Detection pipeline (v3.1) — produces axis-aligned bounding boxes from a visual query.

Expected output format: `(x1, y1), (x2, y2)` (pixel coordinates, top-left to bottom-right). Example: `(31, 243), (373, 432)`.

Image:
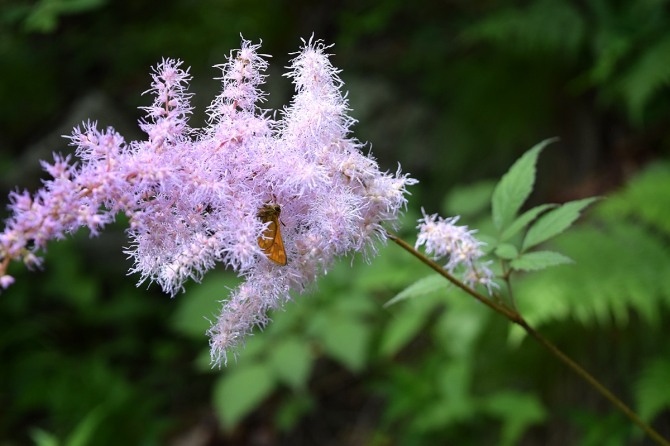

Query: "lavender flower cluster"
(415, 209), (497, 293)
(0, 38), (416, 365)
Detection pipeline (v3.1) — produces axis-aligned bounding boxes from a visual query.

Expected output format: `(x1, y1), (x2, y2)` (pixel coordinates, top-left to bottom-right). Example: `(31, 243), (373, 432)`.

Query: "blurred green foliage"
(1, 0), (670, 444)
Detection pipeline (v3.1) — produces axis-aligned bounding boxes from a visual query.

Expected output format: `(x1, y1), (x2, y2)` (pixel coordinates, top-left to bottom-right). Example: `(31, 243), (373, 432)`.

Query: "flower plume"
(0, 37), (416, 366)
(415, 209), (497, 293)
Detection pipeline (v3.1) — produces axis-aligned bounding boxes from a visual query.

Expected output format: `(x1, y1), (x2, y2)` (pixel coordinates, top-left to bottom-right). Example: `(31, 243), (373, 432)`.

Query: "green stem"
(499, 259), (518, 310)
(386, 231), (670, 446)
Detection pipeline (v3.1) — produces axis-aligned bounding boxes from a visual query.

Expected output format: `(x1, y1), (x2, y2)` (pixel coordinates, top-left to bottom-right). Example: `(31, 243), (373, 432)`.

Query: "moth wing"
(267, 223), (287, 265)
(258, 219), (278, 251)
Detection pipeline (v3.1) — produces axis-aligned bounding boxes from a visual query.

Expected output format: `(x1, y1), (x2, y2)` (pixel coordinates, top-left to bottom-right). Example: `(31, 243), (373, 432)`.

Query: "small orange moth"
(257, 203), (287, 265)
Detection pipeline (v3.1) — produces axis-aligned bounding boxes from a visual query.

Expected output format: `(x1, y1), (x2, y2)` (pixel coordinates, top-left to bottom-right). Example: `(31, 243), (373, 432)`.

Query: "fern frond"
(619, 35), (670, 121)
(598, 162), (670, 237)
(462, 0), (585, 56)
(635, 355), (670, 422)
(512, 222), (670, 334)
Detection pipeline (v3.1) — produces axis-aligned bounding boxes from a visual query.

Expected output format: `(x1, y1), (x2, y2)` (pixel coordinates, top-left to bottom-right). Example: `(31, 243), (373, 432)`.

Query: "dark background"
(1, 1), (670, 445)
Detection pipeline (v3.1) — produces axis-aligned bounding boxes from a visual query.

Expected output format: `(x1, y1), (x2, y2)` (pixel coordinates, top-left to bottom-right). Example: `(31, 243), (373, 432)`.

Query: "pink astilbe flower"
(0, 37), (416, 366)
(415, 209), (497, 294)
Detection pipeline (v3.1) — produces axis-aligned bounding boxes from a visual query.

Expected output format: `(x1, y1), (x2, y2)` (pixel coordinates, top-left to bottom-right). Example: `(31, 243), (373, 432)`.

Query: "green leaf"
(462, 0), (585, 55)
(436, 361), (474, 418)
(379, 300), (437, 357)
(509, 222), (670, 345)
(620, 35), (670, 122)
(64, 405), (108, 446)
(494, 243), (519, 260)
(635, 356), (670, 422)
(491, 138), (557, 231)
(576, 411), (630, 446)
(384, 274), (449, 308)
(274, 394), (315, 432)
(329, 290), (377, 317)
(354, 243), (425, 291)
(29, 429), (59, 446)
(268, 337), (313, 390)
(213, 363), (276, 430)
(477, 233), (498, 254)
(414, 361), (476, 430)
(433, 296), (489, 357)
(510, 251), (573, 271)
(317, 316), (371, 372)
(194, 348), (216, 373)
(171, 272), (241, 338)
(522, 197), (598, 251)
(25, 0), (107, 33)
(483, 391), (547, 446)
(597, 162), (670, 236)
(500, 203), (556, 241)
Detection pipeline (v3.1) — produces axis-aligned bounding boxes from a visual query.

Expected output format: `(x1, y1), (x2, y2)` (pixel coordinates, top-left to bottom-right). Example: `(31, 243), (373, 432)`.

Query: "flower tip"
(0, 275), (15, 289)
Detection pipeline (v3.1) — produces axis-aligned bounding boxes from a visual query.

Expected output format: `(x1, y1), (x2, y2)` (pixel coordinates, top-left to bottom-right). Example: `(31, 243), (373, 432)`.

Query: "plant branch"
(500, 260), (518, 310)
(386, 230), (670, 446)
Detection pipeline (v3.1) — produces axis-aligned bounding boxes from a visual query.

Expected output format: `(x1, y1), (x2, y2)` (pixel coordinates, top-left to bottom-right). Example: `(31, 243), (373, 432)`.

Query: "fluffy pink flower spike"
(0, 38), (416, 366)
(415, 208), (497, 294)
